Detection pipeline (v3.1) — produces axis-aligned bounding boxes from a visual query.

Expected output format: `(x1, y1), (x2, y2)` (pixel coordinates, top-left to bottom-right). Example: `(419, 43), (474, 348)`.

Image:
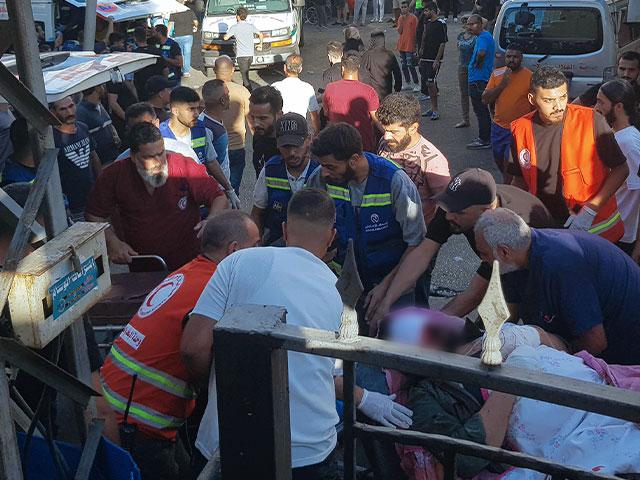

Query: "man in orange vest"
(98, 210), (260, 480)
(508, 66), (629, 242)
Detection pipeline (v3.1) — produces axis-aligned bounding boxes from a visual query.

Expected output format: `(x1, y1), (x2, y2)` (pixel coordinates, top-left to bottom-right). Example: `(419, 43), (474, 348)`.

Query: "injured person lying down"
(382, 308), (640, 480)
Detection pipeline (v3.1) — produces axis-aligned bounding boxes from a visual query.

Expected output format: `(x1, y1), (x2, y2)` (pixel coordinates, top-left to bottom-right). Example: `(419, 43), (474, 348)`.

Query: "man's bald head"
(214, 56), (235, 82)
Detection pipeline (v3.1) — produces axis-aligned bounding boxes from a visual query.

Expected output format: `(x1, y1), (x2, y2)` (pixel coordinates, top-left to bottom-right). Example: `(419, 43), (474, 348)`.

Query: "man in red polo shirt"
(85, 122), (228, 271)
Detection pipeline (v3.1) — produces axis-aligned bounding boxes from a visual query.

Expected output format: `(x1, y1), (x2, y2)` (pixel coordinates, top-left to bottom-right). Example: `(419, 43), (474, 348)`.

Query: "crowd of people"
(3, 0), (640, 478)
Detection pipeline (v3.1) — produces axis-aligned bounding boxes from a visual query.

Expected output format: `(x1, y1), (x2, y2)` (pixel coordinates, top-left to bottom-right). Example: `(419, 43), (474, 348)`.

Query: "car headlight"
(271, 28), (289, 37)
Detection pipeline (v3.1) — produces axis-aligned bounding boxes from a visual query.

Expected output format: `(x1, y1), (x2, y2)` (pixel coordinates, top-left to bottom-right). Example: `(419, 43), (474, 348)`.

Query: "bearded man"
(377, 93), (451, 225)
(85, 122), (228, 271)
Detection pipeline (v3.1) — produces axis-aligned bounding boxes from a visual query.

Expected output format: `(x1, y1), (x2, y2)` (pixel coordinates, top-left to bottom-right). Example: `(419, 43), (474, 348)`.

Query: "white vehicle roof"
(1, 51), (157, 102)
(64, 0), (189, 22)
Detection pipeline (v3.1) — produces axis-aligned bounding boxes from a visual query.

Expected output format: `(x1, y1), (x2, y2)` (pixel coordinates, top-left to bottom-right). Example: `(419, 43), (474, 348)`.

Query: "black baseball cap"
(276, 113), (308, 147)
(146, 75), (171, 98)
(433, 168), (497, 213)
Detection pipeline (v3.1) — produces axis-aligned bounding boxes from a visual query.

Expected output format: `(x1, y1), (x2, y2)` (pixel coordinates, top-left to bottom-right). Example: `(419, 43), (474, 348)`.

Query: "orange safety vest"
(100, 255), (217, 440)
(511, 104), (624, 242)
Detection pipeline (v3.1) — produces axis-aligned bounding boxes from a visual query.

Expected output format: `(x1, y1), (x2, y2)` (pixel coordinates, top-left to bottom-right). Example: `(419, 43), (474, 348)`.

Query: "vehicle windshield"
(207, 0), (290, 16)
(499, 7), (603, 55)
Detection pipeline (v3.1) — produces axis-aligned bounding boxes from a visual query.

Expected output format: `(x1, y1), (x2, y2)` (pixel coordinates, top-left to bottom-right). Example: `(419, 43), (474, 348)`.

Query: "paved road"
(184, 16), (499, 298)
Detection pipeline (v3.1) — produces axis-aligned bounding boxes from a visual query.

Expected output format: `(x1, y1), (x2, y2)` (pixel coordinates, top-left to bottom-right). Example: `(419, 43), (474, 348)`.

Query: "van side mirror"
(514, 10), (535, 27)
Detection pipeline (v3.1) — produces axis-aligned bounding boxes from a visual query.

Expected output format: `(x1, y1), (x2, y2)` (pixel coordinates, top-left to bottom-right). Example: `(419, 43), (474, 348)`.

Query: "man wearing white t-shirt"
(272, 54), (322, 133)
(596, 79), (640, 261)
(183, 189), (342, 477)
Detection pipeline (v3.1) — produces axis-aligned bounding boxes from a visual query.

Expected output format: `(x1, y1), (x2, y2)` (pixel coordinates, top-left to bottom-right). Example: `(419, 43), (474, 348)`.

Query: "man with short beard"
(50, 95), (103, 222)
(508, 67), (629, 242)
(365, 168), (554, 333)
(85, 122), (228, 271)
(249, 86), (283, 177)
(475, 207), (640, 365)
(251, 112), (320, 244)
(377, 93), (450, 225)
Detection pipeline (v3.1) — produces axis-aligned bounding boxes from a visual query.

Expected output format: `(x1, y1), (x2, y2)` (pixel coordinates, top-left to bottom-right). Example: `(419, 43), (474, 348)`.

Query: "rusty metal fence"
(208, 305), (640, 480)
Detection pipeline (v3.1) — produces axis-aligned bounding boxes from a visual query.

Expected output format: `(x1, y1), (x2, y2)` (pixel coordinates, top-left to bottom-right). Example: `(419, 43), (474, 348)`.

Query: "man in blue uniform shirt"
(306, 122), (426, 335)
(474, 207), (640, 365)
(251, 112), (320, 244)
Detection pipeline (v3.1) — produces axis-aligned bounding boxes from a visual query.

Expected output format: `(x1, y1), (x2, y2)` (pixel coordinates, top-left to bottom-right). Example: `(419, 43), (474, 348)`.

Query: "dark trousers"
(469, 80), (491, 143)
(237, 56), (253, 91)
(317, 0), (328, 26)
(130, 434), (194, 480)
(440, 0), (459, 18)
(399, 51), (419, 84)
(228, 147), (246, 194)
(292, 451), (340, 480)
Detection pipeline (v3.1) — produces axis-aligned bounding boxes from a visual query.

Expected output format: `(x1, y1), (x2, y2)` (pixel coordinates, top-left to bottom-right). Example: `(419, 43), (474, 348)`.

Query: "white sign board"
(1, 51), (157, 102)
(64, 0), (189, 22)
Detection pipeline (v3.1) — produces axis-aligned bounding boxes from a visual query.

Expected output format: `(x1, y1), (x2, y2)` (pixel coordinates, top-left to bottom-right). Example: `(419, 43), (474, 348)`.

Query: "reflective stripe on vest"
(108, 343), (194, 399)
(191, 136), (206, 150)
(361, 193), (392, 207)
(265, 176), (291, 191)
(589, 211), (622, 236)
(327, 185), (350, 202)
(101, 379), (184, 430)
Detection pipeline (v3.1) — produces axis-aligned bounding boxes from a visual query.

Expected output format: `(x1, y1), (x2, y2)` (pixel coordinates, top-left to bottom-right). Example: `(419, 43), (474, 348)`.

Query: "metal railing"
(210, 305), (640, 480)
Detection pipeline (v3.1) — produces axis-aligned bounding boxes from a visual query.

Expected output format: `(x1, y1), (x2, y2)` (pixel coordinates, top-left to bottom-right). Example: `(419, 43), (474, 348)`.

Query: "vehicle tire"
(306, 6), (318, 25)
(205, 67), (215, 78)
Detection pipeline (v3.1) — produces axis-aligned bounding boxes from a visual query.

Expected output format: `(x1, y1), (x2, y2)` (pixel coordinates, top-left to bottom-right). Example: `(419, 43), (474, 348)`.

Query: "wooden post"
(5, 0), (95, 445)
(213, 305), (292, 480)
(0, 361), (22, 479)
(343, 361), (356, 480)
(83, 0), (98, 52)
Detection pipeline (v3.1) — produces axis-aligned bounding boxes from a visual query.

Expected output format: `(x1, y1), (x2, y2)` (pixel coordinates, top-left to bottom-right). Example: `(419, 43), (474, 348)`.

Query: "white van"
(201, 0), (303, 76)
(493, 0), (618, 98)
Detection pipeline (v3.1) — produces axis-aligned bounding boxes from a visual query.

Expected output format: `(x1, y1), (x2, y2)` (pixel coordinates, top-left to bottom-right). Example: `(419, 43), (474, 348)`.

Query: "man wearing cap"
(251, 113), (320, 244)
(146, 75), (172, 123)
(365, 168), (555, 333)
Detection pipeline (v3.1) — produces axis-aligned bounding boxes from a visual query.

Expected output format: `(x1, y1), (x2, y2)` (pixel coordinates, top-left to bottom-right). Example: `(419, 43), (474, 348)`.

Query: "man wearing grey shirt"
(223, 7), (263, 91)
(307, 123), (425, 336)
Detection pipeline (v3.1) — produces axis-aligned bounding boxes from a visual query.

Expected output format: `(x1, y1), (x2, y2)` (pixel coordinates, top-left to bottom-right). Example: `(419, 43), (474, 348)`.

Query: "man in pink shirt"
(323, 53), (380, 152)
(396, 1), (420, 92)
(377, 93), (450, 225)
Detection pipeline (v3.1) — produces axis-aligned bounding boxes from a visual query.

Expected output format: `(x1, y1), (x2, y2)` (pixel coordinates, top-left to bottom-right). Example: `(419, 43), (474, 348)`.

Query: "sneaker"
(454, 121), (470, 128)
(418, 93), (430, 101)
(182, 72), (191, 78)
(402, 84), (413, 91)
(466, 138), (491, 149)
(378, 19), (384, 23)
(430, 111), (440, 121)
(332, 21), (341, 25)
(454, 17), (458, 23)
(412, 84), (421, 92)
(421, 109), (433, 117)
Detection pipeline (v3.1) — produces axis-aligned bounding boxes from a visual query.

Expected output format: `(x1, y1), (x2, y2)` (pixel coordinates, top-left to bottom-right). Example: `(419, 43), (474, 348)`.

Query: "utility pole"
(6, 0), (94, 444)
(83, 0), (98, 51)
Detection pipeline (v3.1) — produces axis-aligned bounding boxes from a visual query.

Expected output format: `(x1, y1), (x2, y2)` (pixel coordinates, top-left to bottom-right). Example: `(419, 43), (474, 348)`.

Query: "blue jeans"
(228, 148), (246, 194)
(399, 51), (418, 84)
(174, 34), (193, 74)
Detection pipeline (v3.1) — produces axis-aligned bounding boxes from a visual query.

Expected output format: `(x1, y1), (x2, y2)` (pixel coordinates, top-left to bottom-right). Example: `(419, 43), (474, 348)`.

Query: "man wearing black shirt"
(153, 24), (183, 86)
(248, 86), (283, 177)
(132, 27), (169, 101)
(417, 1), (447, 120)
(365, 168), (555, 330)
(50, 96), (102, 221)
(169, 6), (198, 78)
